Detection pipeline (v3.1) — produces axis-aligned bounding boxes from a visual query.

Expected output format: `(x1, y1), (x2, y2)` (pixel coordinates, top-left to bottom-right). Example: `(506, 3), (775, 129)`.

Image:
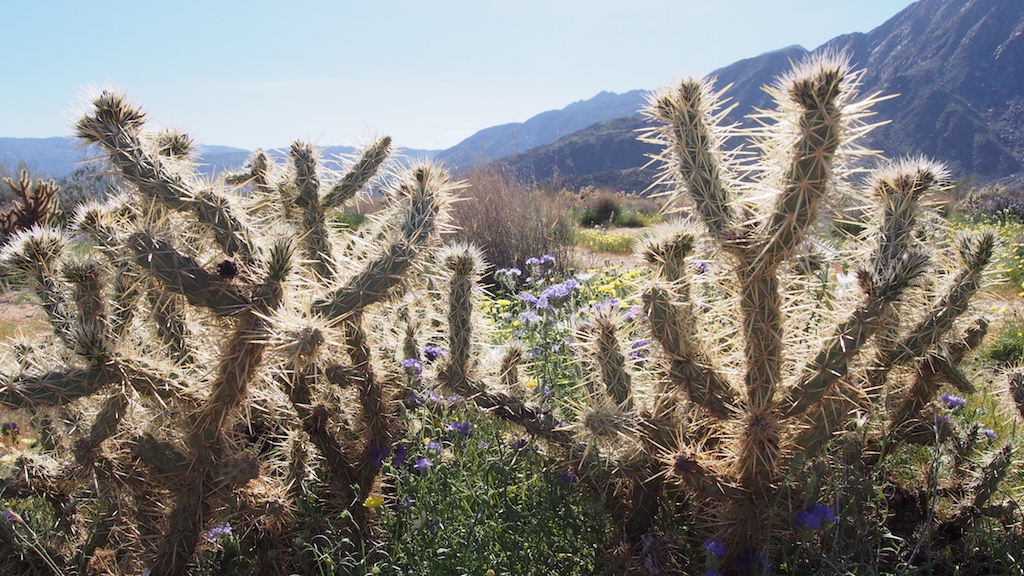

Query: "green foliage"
(987, 315), (1024, 365)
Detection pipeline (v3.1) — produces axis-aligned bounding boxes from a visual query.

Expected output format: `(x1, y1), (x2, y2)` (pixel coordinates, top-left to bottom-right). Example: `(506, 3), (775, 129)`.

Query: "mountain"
(436, 90), (650, 170)
(499, 0), (1024, 191)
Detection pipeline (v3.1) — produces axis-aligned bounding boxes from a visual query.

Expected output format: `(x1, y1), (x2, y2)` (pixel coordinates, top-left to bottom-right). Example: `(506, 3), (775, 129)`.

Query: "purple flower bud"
(393, 444), (408, 467)
(940, 393), (967, 409)
(402, 358), (423, 375)
(423, 344), (447, 363)
(413, 457), (432, 472)
(446, 421), (472, 438)
(704, 539), (726, 558)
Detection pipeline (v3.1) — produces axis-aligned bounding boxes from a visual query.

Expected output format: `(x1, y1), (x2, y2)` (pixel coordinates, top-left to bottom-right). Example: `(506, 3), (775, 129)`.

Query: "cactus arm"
(644, 285), (735, 418)
(76, 91), (256, 261)
(128, 232), (251, 316)
(889, 319), (987, 433)
(784, 252), (930, 417)
(322, 136), (392, 209)
(884, 231), (994, 368)
(643, 79), (736, 241)
(760, 64), (846, 269)
(0, 364), (124, 408)
(592, 311), (633, 409)
(290, 142), (336, 279)
(313, 165), (447, 320)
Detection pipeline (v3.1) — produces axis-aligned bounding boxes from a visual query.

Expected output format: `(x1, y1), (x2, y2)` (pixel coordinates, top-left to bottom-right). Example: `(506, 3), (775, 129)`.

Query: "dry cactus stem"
(0, 92), (453, 575)
(0, 170), (61, 242)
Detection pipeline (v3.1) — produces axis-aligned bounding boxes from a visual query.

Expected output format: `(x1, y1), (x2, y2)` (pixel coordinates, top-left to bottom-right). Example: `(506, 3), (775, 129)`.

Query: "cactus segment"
(0, 365), (124, 408)
(643, 79), (736, 240)
(128, 232), (251, 316)
(323, 136), (392, 209)
(76, 91), (256, 260)
(761, 61), (848, 269)
(312, 164), (449, 320)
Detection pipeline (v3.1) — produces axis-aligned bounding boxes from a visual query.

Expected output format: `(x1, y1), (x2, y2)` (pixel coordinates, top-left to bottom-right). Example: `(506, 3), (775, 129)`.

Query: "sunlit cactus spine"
(0, 91), (453, 575)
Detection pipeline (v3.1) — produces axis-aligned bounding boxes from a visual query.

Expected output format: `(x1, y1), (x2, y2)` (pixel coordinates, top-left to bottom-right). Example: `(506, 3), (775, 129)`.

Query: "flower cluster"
(1, 422), (18, 437)
(940, 393), (967, 409)
(794, 504), (838, 531)
(203, 524), (233, 543)
(446, 421), (472, 438)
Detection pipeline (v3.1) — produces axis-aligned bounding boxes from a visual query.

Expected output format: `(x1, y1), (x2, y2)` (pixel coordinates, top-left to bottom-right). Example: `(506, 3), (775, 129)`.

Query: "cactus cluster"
(0, 91), (454, 575)
(0, 56), (1017, 576)
(407, 56), (1011, 575)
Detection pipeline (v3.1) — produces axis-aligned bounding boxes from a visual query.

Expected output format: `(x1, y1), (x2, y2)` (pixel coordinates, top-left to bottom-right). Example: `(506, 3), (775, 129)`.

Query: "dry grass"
(450, 165), (576, 275)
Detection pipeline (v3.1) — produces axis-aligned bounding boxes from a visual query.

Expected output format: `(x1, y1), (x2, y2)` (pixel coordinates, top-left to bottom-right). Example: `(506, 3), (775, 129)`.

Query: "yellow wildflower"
(363, 495), (384, 508)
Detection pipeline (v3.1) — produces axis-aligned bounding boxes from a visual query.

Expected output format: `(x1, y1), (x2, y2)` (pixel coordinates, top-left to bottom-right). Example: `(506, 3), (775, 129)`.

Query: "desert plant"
(0, 170), (61, 243)
(450, 164), (575, 279)
(413, 56), (1011, 575)
(0, 92), (454, 575)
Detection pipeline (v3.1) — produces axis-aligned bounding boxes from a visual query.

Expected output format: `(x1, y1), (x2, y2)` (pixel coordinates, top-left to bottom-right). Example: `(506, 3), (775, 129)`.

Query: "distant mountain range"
(500, 0), (1024, 191)
(4, 0), (1023, 192)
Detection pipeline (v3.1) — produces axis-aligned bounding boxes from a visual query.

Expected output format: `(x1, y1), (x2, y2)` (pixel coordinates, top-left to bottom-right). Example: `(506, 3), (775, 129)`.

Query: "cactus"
(413, 56), (1005, 575)
(0, 92), (453, 575)
(0, 170), (61, 242)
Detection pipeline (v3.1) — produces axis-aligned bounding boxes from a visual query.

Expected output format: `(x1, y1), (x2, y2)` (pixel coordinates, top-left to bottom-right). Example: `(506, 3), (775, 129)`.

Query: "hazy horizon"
(4, 0), (917, 151)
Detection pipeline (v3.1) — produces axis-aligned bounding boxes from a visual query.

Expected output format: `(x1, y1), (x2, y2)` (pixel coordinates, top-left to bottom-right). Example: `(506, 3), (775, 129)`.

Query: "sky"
(3, 0), (918, 152)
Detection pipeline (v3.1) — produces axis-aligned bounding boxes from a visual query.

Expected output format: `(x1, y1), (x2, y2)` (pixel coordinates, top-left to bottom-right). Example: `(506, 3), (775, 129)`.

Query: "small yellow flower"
(525, 378), (538, 389)
(496, 299), (512, 306)
(512, 320), (521, 327)
(0, 454), (15, 464)
(363, 495), (384, 508)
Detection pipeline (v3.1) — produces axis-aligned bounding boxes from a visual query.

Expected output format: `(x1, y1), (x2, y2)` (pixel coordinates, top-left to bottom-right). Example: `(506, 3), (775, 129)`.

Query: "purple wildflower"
(519, 292), (546, 309)
(477, 441), (490, 449)
(423, 344), (447, 363)
(1, 422), (19, 436)
(540, 254), (556, 265)
(425, 390), (441, 405)
(393, 444), (408, 467)
(368, 444), (389, 467)
(795, 504), (837, 531)
(525, 257), (541, 266)
(402, 358), (423, 375)
(446, 421), (473, 438)
(940, 393), (967, 409)
(694, 259), (711, 274)
(426, 519), (440, 533)
(2, 510), (21, 524)
(511, 438), (528, 450)
(624, 305), (646, 322)
(704, 539), (727, 558)
(413, 457), (432, 472)
(544, 385), (552, 400)
(426, 441), (443, 454)
(981, 428), (998, 439)
(404, 393), (423, 409)
(396, 498), (415, 509)
(520, 310), (541, 323)
(558, 472), (578, 484)
(204, 524), (233, 542)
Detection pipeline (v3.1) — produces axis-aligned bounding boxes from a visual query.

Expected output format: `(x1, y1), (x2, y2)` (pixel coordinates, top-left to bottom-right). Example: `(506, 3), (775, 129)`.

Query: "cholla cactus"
(421, 56), (1005, 575)
(0, 92), (453, 575)
(0, 170), (61, 242)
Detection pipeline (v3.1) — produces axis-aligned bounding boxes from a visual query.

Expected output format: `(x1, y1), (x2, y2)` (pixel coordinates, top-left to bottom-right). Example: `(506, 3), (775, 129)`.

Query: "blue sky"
(4, 0), (917, 151)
